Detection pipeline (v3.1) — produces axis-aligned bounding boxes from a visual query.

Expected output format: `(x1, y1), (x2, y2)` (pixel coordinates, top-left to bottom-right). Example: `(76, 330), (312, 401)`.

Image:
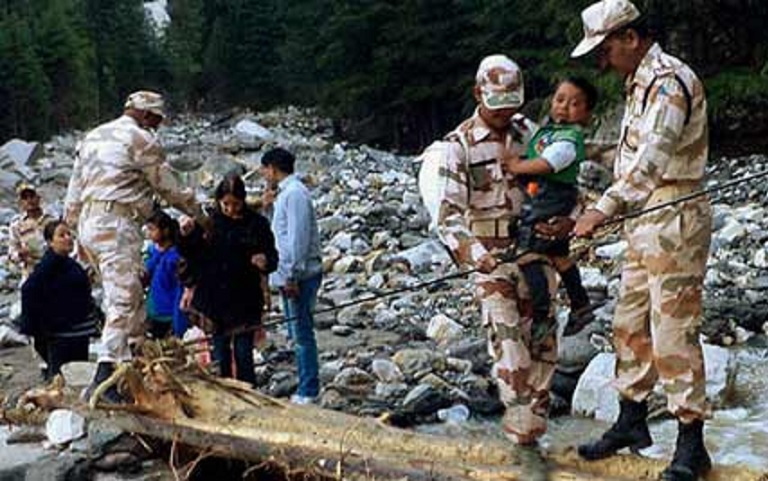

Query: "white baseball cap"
(571, 0), (641, 58)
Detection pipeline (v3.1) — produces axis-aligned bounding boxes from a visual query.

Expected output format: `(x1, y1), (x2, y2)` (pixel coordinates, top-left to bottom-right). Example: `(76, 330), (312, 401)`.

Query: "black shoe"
(563, 306), (596, 336)
(83, 362), (124, 405)
(578, 399), (653, 460)
(660, 420), (712, 481)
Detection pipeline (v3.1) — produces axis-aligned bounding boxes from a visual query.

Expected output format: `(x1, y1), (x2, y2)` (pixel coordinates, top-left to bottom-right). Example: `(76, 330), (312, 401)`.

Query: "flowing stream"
(419, 345), (768, 471)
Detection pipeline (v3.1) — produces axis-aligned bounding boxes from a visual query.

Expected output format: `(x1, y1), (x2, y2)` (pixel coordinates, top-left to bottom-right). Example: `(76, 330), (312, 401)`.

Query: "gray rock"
(371, 359), (404, 383)
(392, 348), (445, 378)
(426, 314), (464, 345)
(329, 231), (353, 251)
(556, 313), (600, 374)
(330, 324), (355, 336)
(0, 139), (43, 167)
(318, 215), (350, 236)
(401, 383), (449, 415)
(234, 119), (273, 149)
(268, 371), (298, 398)
(319, 359), (345, 384)
(374, 382), (409, 400)
(392, 240), (452, 274)
(333, 367), (375, 394)
(336, 305), (365, 327)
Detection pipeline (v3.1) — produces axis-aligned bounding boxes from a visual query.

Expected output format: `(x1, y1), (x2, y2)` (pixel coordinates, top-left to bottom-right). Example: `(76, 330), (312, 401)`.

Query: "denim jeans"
(283, 273), (321, 397)
(212, 330), (255, 385)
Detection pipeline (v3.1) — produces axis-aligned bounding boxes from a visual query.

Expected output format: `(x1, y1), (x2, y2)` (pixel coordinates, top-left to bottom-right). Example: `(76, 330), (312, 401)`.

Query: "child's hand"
(180, 286), (195, 310)
(251, 253), (268, 270)
(179, 216), (195, 236)
(500, 152), (522, 174)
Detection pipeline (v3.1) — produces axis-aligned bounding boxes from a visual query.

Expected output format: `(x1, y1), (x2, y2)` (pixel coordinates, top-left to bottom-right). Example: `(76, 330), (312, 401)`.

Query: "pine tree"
(32, 0), (98, 131)
(0, 12), (51, 141)
(164, 0), (205, 110)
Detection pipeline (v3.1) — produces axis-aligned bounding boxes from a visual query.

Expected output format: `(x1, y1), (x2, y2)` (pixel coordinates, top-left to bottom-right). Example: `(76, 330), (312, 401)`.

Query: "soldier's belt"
(83, 200), (143, 221)
(647, 181), (702, 205)
(470, 219), (510, 238)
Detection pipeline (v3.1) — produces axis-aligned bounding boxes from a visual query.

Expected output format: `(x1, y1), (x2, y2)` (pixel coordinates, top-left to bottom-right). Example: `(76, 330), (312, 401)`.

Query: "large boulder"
(0, 139), (43, 168)
(391, 240), (452, 274)
(571, 344), (738, 422)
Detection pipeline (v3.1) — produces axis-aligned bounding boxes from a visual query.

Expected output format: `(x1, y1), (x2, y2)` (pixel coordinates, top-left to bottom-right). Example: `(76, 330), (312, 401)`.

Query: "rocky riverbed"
(1, 106), (767, 479)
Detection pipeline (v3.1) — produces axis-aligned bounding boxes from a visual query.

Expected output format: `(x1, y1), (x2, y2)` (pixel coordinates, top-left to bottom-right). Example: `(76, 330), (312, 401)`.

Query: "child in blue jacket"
(144, 210), (188, 339)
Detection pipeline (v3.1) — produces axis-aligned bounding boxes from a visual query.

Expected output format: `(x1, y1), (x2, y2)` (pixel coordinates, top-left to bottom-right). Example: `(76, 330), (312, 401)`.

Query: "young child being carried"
(144, 210), (188, 340)
(504, 76), (597, 336)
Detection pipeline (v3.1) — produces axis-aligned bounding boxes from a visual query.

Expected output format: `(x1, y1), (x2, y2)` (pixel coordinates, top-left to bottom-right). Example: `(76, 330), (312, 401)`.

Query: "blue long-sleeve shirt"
(269, 174), (322, 287)
(145, 244), (188, 336)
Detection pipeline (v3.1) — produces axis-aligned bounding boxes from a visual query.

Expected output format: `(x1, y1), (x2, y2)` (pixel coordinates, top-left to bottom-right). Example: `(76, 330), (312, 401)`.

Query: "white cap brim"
(570, 34), (607, 58)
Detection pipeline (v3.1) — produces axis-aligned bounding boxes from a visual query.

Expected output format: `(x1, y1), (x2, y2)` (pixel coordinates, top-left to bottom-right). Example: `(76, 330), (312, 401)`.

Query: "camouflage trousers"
(79, 210), (145, 363)
(474, 256), (558, 445)
(613, 191), (712, 422)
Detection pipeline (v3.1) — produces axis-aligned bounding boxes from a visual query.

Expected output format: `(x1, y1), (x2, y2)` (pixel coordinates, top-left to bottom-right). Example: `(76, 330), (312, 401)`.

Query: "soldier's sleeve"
(434, 141), (489, 267)
(595, 76), (688, 217)
(7, 220), (22, 263)
(138, 137), (205, 222)
(64, 144), (85, 228)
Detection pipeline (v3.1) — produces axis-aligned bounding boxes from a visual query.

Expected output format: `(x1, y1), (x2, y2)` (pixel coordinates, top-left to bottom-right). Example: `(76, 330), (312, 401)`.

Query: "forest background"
(1, 0), (766, 153)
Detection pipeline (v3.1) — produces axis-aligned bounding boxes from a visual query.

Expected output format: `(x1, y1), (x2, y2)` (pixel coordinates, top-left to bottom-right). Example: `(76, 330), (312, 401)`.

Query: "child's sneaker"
(290, 394), (317, 405)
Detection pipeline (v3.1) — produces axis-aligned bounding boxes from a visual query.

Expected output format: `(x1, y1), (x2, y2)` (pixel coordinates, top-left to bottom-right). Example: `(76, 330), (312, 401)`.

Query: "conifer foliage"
(0, 0), (766, 150)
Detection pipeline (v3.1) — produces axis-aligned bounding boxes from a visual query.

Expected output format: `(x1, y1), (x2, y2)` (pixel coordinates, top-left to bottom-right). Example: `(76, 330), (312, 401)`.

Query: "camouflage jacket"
(65, 115), (202, 225)
(8, 211), (54, 280)
(434, 110), (532, 267)
(595, 43), (708, 217)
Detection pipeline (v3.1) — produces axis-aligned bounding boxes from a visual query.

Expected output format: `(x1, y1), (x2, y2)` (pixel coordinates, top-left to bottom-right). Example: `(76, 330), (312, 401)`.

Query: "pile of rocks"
(1, 106), (766, 427)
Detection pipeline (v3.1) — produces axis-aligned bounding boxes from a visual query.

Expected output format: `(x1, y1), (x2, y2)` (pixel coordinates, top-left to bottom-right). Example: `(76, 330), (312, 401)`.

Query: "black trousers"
(34, 335), (90, 380)
(520, 261), (591, 322)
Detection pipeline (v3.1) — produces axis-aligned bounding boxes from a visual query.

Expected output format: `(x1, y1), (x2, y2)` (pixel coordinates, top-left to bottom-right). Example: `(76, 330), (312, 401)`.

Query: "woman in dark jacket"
(21, 220), (98, 380)
(179, 173), (278, 385)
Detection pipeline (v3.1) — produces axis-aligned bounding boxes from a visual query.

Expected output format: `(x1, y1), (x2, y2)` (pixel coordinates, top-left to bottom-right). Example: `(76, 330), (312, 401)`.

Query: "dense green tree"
(1, 0), (767, 149)
(164, 0), (205, 110)
(83, 0), (162, 117)
(33, 0), (97, 131)
(0, 12), (51, 139)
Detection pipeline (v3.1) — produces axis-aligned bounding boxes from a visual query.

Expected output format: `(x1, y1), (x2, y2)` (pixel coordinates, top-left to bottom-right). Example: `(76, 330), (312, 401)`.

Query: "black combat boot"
(82, 362), (123, 404)
(659, 420), (711, 481)
(578, 399), (653, 460)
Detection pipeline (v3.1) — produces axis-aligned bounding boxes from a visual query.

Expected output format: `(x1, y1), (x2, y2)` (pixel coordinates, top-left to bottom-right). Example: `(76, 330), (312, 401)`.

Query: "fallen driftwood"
(9, 339), (768, 481)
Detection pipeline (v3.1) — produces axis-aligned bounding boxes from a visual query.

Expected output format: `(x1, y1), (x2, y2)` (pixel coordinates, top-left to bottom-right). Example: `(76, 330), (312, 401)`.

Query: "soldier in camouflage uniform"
(432, 55), (558, 447)
(65, 91), (205, 403)
(571, 2), (712, 480)
(8, 184), (54, 282)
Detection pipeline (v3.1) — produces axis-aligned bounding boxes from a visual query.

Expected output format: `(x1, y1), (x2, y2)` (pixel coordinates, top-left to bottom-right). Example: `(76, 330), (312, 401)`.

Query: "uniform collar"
(21, 210), (47, 222)
(625, 42), (663, 93)
(469, 108), (507, 143)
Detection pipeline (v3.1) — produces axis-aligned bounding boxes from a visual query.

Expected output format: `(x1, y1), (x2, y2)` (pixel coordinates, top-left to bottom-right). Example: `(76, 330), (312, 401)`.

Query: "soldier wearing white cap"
(65, 90), (205, 403)
(570, 2), (712, 480)
(425, 55), (559, 453)
(8, 183), (54, 282)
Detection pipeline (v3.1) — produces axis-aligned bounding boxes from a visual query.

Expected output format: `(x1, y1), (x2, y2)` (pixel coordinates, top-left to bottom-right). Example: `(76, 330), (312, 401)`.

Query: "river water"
(419, 344), (768, 471)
